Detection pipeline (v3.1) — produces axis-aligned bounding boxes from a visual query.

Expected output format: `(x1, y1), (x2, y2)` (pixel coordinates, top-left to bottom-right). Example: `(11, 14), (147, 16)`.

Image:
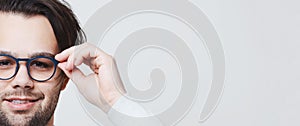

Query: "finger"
(73, 48), (96, 66)
(66, 51), (76, 70)
(55, 46), (76, 62)
(70, 44), (109, 69)
(57, 62), (72, 78)
(55, 46), (77, 71)
(58, 62), (99, 101)
(59, 63), (103, 107)
(56, 43), (110, 72)
(70, 67), (87, 85)
(58, 62), (86, 85)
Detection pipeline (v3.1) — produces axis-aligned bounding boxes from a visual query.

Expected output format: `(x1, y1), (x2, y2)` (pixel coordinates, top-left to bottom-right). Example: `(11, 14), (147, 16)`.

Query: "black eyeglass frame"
(0, 54), (59, 82)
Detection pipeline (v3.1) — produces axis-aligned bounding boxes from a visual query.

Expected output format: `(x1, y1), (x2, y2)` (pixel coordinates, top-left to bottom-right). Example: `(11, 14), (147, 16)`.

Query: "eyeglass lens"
(0, 55), (56, 81)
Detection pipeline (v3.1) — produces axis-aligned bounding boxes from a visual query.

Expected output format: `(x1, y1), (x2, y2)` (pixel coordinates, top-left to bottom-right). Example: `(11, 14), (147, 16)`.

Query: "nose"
(11, 64), (34, 89)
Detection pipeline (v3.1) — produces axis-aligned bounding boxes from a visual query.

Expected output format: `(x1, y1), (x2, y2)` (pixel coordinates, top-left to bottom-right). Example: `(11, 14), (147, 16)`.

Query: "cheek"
(39, 81), (62, 96)
(38, 71), (64, 92)
(39, 83), (62, 106)
(0, 83), (6, 89)
(0, 81), (11, 92)
(38, 79), (63, 96)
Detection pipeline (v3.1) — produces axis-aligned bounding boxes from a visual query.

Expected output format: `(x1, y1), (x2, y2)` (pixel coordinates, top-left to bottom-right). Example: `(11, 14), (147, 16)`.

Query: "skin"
(0, 13), (65, 126)
(0, 13), (125, 125)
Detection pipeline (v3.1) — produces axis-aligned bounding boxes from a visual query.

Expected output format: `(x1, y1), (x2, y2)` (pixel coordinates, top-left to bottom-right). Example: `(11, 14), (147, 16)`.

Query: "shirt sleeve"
(107, 95), (164, 126)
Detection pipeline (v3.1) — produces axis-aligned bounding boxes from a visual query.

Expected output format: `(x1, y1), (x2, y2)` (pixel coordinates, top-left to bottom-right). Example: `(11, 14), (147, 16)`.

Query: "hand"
(55, 43), (126, 113)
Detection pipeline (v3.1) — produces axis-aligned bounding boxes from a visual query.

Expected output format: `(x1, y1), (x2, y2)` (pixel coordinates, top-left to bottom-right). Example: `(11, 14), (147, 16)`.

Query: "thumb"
(58, 62), (86, 84)
(58, 62), (110, 111)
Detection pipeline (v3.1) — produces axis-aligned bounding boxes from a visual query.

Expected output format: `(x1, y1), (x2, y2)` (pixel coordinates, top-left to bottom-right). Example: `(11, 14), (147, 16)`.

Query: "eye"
(30, 58), (54, 70)
(0, 56), (15, 68)
(0, 60), (12, 66)
(31, 61), (51, 68)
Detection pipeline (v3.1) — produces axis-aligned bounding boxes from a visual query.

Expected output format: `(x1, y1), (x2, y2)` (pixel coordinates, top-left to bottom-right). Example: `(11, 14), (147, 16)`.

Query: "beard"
(0, 88), (61, 126)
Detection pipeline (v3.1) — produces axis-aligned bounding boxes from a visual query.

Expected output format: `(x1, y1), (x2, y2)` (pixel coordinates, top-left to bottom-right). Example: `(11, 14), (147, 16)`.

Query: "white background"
(54, 0), (300, 126)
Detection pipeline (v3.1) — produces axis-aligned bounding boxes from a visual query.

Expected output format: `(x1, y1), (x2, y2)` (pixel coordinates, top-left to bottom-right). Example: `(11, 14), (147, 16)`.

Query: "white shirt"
(108, 96), (164, 126)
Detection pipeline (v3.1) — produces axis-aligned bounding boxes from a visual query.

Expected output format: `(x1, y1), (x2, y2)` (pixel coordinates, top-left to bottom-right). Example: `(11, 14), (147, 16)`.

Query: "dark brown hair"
(0, 0), (85, 52)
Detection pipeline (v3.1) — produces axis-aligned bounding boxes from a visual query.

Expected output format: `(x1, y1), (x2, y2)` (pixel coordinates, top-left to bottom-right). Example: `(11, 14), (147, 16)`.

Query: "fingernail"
(55, 53), (61, 59)
(74, 61), (79, 66)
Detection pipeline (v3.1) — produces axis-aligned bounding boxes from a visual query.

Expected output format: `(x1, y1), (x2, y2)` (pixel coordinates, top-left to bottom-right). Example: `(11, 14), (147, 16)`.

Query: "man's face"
(0, 13), (65, 126)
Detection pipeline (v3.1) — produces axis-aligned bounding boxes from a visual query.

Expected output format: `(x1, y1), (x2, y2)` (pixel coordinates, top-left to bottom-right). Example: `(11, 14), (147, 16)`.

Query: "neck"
(46, 116), (54, 126)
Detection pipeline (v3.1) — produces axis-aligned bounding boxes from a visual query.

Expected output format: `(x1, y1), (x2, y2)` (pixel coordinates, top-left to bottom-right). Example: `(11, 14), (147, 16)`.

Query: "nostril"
(12, 82), (34, 89)
(11, 65), (34, 88)
(24, 85), (33, 89)
(12, 84), (21, 89)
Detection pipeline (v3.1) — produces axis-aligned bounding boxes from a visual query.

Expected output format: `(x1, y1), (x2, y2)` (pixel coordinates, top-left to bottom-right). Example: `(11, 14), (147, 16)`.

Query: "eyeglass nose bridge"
(15, 58), (35, 68)
(13, 58), (37, 82)
(16, 58), (32, 67)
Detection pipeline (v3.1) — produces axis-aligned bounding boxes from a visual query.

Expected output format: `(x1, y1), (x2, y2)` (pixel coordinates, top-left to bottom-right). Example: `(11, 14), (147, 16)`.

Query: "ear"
(60, 77), (69, 91)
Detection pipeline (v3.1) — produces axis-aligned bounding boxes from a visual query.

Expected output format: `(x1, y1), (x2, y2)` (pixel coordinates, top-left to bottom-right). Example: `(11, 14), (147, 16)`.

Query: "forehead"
(0, 13), (58, 57)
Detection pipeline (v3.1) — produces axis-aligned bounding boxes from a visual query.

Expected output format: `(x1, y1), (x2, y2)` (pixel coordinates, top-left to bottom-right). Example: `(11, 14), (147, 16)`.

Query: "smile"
(3, 97), (43, 111)
(8, 99), (39, 104)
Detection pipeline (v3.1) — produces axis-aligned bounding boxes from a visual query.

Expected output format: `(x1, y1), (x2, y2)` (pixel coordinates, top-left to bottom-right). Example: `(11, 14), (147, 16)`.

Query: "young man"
(0, 0), (162, 125)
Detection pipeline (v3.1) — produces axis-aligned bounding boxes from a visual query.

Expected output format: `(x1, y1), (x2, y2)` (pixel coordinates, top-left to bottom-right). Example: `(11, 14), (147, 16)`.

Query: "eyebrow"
(0, 50), (16, 56)
(0, 50), (55, 58)
(29, 52), (55, 58)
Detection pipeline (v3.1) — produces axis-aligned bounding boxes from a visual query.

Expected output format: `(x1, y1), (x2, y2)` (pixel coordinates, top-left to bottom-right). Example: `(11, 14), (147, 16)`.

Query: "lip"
(3, 97), (42, 111)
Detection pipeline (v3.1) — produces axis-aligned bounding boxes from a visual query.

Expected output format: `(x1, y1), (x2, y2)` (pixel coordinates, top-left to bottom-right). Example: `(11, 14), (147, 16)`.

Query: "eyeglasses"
(0, 54), (59, 82)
